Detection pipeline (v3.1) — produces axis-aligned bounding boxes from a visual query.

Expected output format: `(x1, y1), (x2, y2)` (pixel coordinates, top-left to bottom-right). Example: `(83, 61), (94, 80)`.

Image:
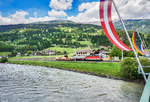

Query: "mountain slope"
(84, 19), (150, 34)
(0, 20), (149, 53)
(114, 19), (150, 34)
(0, 21), (109, 53)
(32, 20), (75, 24)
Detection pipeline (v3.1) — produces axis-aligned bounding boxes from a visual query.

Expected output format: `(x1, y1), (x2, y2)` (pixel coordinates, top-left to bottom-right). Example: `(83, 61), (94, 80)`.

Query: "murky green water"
(0, 64), (143, 102)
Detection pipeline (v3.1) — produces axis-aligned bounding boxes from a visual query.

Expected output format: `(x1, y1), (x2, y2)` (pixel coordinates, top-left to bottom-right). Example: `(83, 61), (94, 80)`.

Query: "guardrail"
(140, 74), (150, 102)
(138, 66), (150, 75)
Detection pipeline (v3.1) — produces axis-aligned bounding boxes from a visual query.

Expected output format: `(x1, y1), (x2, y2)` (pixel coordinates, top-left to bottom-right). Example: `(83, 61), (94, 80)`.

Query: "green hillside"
(0, 20), (149, 53)
(114, 19), (150, 34)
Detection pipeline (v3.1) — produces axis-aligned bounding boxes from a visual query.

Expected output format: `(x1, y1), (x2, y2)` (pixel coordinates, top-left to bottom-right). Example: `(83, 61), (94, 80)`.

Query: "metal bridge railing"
(138, 66), (150, 76)
(140, 74), (150, 102)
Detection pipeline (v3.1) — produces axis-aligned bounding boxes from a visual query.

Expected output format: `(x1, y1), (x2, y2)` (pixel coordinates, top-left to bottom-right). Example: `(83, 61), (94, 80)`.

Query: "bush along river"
(0, 63), (143, 102)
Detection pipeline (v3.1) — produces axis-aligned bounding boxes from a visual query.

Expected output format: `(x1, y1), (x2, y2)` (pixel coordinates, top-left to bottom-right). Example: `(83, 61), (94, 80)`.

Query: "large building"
(73, 49), (92, 60)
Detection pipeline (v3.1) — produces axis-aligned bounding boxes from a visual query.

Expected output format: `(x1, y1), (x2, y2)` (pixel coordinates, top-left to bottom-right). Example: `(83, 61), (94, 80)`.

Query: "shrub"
(26, 51), (31, 55)
(64, 54), (68, 57)
(0, 57), (8, 63)
(110, 45), (121, 58)
(121, 57), (150, 80)
(121, 57), (139, 80)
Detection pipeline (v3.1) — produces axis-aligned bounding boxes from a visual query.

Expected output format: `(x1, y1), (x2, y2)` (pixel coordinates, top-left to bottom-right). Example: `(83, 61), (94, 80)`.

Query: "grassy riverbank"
(8, 59), (122, 79)
(0, 52), (11, 56)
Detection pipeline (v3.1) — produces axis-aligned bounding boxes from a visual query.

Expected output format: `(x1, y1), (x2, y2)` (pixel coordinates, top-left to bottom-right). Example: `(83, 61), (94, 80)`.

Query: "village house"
(44, 50), (56, 55)
(34, 51), (42, 56)
(16, 52), (21, 57)
(75, 49), (92, 56)
(72, 49), (92, 60)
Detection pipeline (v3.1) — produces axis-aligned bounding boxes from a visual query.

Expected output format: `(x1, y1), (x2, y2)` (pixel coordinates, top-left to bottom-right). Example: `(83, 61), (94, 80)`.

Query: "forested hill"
(0, 20), (149, 53)
(85, 19), (150, 34)
(0, 20), (100, 32)
(114, 19), (150, 34)
(0, 20), (107, 53)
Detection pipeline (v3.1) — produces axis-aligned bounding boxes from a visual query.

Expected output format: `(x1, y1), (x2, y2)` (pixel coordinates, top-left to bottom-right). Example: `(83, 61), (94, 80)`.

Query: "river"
(0, 63), (143, 102)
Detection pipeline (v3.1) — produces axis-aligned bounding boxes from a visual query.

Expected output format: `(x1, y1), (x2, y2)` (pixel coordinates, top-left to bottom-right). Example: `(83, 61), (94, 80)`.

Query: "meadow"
(8, 59), (122, 79)
(0, 52), (11, 56)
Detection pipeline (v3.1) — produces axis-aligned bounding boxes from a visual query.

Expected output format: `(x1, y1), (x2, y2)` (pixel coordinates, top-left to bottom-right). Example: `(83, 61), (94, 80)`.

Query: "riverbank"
(8, 60), (122, 79)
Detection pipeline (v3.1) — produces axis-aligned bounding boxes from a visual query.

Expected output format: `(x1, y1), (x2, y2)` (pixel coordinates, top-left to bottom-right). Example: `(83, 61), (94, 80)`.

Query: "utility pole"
(121, 50), (123, 61)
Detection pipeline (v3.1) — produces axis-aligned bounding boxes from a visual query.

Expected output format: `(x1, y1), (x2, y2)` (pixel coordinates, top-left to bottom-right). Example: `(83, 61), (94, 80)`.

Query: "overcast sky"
(0, 0), (150, 25)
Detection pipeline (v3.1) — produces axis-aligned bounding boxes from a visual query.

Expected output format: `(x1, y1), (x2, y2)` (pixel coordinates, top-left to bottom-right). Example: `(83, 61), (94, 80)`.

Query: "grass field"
(8, 59), (122, 79)
(9, 55), (63, 59)
(0, 52), (11, 56)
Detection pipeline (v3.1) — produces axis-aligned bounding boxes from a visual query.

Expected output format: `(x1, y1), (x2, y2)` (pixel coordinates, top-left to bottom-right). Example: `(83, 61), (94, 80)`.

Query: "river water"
(0, 63), (143, 102)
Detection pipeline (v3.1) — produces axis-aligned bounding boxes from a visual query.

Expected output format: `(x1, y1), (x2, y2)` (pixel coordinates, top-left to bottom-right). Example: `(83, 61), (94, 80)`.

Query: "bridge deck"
(140, 74), (150, 102)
